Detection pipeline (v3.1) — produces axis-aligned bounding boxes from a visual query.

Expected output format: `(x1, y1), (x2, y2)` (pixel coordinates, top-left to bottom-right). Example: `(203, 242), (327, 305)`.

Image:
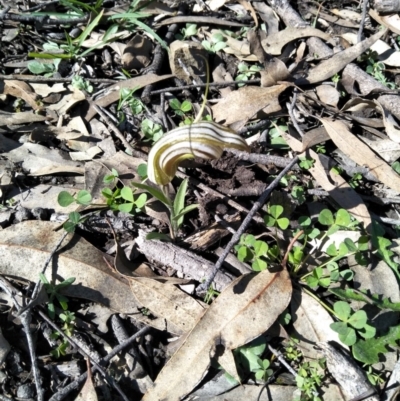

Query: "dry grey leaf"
(143, 268), (292, 401)
(374, 100), (400, 143)
(319, 117), (400, 193)
(298, 29), (387, 84)
(48, 88), (86, 115)
(0, 221), (170, 331)
(316, 85), (340, 107)
(130, 278), (205, 335)
(358, 137), (400, 164)
(4, 80), (41, 110)
(0, 111), (48, 126)
(212, 84), (289, 126)
(291, 290), (346, 360)
(261, 27), (335, 55)
(369, 8), (400, 35)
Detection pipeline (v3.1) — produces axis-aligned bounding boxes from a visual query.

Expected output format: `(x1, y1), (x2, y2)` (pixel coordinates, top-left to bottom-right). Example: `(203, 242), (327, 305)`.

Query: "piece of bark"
(318, 342), (379, 401)
(136, 230), (234, 291)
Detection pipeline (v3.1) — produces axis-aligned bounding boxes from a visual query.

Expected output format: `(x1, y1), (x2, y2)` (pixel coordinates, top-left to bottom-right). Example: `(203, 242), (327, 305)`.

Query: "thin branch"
(357, 0), (369, 43)
(48, 326), (151, 401)
(198, 155), (299, 292)
(37, 308), (130, 401)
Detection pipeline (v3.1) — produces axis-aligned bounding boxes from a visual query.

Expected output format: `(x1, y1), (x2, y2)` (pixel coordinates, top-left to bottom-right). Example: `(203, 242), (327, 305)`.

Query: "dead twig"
(198, 155), (299, 292)
(48, 325), (151, 401)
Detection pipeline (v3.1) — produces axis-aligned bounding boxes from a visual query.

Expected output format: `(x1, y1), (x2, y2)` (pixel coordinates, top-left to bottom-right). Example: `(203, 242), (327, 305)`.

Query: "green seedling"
(330, 301), (376, 346)
(202, 32), (227, 53)
(349, 172), (363, 188)
(28, 59), (61, 77)
(141, 118), (164, 143)
(264, 204), (290, 230)
(291, 185), (306, 204)
(169, 98), (193, 122)
(235, 234), (279, 271)
(204, 287), (220, 304)
(58, 190), (92, 207)
(392, 161), (400, 174)
(132, 178), (199, 240)
(175, 23), (198, 40)
(71, 75), (93, 93)
(109, 0), (168, 51)
(235, 62), (262, 86)
(299, 156), (315, 170)
(101, 185), (147, 213)
(268, 123), (290, 149)
(295, 360), (325, 401)
(39, 274), (76, 320)
(118, 86), (144, 116)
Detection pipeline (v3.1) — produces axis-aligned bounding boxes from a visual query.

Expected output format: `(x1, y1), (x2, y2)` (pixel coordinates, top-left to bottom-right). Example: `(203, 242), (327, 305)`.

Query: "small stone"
(17, 383), (35, 399)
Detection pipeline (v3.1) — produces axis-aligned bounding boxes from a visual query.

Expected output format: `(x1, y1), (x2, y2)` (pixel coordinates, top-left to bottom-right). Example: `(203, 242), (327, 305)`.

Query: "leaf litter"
(1, 1), (400, 400)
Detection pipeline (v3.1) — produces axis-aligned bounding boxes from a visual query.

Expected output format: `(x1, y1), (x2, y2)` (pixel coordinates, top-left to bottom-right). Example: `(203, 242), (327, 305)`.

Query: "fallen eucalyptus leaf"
(143, 268), (292, 401)
(319, 117), (400, 193)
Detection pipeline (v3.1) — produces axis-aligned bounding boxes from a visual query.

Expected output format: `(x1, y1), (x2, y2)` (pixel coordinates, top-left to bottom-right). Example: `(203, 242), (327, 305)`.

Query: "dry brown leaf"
(84, 74), (173, 121)
(373, 100), (400, 143)
(319, 117), (400, 193)
(130, 278), (205, 335)
(122, 35), (152, 70)
(261, 27), (335, 55)
(316, 85), (340, 107)
(237, 0), (258, 27)
(212, 84), (288, 126)
(369, 8), (400, 35)
(48, 88), (86, 115)
(278, 126), (372, 230)
(291, 290), (346, 360)
(0, 221), (171, 331)
(74, 361), (97, 401)
(3, 80), (41, 110)
(0, 111), (48, 126)
(298, 29), (387, 84)
(156, 16), (248, 28)
(358, 137), (400, 163)
(301, 126), (330, 150)
(143, 268), (292, 401)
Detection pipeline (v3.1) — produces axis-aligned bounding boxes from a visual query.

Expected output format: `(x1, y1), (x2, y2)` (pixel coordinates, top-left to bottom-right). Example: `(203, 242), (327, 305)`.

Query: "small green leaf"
(118, 203), (134, 213)
(63, 221), (77, 233)
(173, 204), (199, 223)
(269, 205), (283, 219)
(348, 310), (367, 329)
(277, 217), (289, 230)
(252, 258), (267, 271)
(335, 209), (351, 227)
(58, 191), (75, 207)
(68, 212), (81, 224)
(76, 190), (92, 205)
(121, 186), (134, 202)
(135, 193), (147, 208)
(298, 216), (311, 227)
(169, 98), (181, 111)
(319, 209), (334, 225)
(253, 240), (268, 257)
(138, 163), (148, 178)
(264, 215), (276, 227)
(344, 238), (358, 252)
(180, 100), (192, 112)
(334, 301), (351, 321)
(237, 246), (252, 262)
(244, 234), (256, 247)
